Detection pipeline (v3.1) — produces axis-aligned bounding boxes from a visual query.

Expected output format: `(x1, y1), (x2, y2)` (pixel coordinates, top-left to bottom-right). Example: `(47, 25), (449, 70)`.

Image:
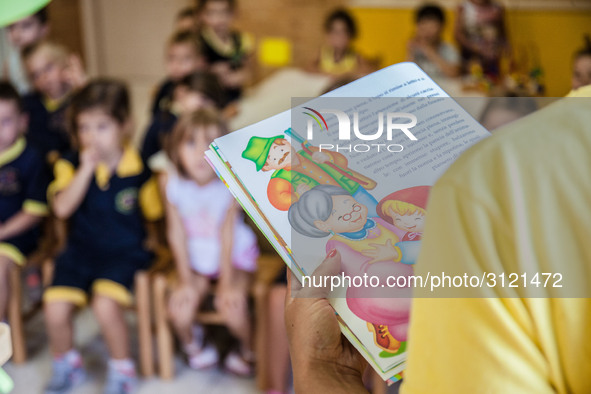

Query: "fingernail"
(327, 249), (337, 258)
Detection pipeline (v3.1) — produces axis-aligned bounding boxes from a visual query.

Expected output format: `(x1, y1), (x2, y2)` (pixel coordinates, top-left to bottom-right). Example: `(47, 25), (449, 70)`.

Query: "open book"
(206, 62), (490, 382)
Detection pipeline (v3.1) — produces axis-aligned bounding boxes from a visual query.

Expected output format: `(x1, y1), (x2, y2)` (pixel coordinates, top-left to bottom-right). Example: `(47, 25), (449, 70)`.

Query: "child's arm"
(52, 149), (97, 219)
(218, 200), (239, 287)
(0, 212), (43, 242)
(159, 173), (193, 284)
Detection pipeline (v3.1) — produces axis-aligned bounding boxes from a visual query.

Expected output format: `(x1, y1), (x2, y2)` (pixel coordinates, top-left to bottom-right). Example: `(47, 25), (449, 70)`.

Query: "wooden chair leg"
(8, 265), (26, 364)
(153, 274), (174, 379)
(253, 280), (270, 390)
(135, 271), (154, 377)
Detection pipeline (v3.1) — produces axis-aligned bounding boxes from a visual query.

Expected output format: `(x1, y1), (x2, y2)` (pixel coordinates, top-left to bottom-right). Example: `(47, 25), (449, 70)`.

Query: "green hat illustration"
(242, 135), (284, 171)
(0, 0), (51, 27)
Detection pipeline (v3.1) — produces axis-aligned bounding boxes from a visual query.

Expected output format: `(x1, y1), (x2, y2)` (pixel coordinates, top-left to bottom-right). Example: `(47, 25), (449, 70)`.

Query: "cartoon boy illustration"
(288, 185), (420, 354)
(241, 129), (378, 214)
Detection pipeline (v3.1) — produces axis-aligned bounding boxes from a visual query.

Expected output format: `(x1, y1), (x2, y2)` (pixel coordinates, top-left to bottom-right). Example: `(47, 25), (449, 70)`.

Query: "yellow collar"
(0, 137), (26, 167)
(42, 95), (66, 112)
(95, 146), (144, 189)
(202, 26), (238, 57)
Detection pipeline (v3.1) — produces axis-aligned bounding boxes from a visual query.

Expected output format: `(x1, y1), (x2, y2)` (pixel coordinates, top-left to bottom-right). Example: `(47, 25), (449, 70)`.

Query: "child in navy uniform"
(0, 81), (48, 324)
(43, 79), (162, 394)
(150, 30), (206, 119)
(197, 0), (254, 104)
(141, 70), (225, 162)
(22, 41), (87, 164)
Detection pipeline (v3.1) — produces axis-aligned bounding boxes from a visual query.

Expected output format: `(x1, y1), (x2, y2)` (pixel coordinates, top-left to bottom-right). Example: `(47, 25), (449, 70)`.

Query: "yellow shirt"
(401, 88), (591, 393)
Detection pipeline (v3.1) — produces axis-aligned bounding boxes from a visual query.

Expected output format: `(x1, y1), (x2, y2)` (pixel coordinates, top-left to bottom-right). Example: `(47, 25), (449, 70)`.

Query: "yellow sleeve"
(240, 31), (255, 55)
(47, 159), (75, 200)
(400, 181), (559, 394)
(139, 176), (163, 221)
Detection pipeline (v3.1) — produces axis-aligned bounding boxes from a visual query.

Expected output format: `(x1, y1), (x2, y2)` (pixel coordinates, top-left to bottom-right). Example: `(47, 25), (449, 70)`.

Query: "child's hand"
(168, 283), (198, 319)
(79, 148), (100, 171)
(215, 285), (246, 312)
(63, 54), (88, 89)
(362, 239), (399, 264)
(311, 151), (331, 164)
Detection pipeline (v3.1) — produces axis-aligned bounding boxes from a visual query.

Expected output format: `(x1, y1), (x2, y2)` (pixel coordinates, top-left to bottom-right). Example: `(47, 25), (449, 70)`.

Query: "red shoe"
(367, 322), (401, 353)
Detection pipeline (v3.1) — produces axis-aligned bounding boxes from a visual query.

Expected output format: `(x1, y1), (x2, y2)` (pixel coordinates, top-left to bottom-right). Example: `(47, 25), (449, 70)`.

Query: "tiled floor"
(4, 309), (261, 394)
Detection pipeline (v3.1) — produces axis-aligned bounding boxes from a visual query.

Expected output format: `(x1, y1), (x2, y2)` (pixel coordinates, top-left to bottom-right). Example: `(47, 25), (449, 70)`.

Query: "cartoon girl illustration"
(288, 185), (419, 354)
(377, 186), (429, 242)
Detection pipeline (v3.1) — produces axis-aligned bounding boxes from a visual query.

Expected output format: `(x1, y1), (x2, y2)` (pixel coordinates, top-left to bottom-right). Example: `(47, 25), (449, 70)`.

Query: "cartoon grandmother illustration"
(288, 185), (421, 354)
(241, 129), (378, 215)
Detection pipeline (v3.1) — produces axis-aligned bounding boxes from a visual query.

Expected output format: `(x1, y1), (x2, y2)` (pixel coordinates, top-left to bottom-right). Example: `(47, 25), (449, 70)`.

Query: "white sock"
(57, 349), (82, 367)
(108, 358), (135, 375)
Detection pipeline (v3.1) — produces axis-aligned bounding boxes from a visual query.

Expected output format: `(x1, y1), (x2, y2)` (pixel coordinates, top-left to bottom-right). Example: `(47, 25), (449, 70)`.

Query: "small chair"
(152, 253), (284, 384)
(7, 217), (157, 377)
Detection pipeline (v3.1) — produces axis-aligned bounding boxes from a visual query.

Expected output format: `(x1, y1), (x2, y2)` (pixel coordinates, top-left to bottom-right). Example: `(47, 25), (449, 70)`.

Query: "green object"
(241, 135), (284, 171)
(0, 0), (51, 27)
(378, 341), (407, 358)
(0, 367), (13, 394)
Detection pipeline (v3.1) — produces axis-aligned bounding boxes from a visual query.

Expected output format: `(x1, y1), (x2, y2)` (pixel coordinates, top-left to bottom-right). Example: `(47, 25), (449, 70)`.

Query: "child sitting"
(3, 6), (50, 94)
(454, 0), (508, 78)
(572, 35), (591, 91)
(141, 70), (225, 162)
(162, 108), (259, 375)
(309, 8), (372, 79)
(43, 79), (162, 394)
(22, 40), (86, 164)
(176, 7), (199, 33)
(197, 0), (254, 104)
(407, 4), (460, 79)
(150, 30), (206, 118)
(0, 81), (48, 324)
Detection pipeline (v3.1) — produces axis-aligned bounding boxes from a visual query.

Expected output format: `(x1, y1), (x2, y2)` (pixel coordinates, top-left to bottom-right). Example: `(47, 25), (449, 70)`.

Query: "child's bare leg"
(219, 269), (253, 353)
(168, 273), (210, 346)
(44, 301), (77, 355)
(92, 294), (130, 359)
(267, 285), (290, 392)
(0, 256), (13, 321)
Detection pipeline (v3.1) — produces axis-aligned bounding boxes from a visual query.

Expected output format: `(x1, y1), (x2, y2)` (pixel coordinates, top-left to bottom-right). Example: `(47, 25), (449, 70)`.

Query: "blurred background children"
(150, 30), (206, 118)
(22, 40), (86, 164)
(309, 8), (372, 79)
(162, 108), (259, 376)
(43, 79), (162, 394)
(407, 4), (460, 79)
(454, 0), (508, 79)
(3, 7), (50, 94)
(142, 70), (225, 163)
(0, 81), (48, 325)
(197, 0), (254, 104)
(176, 7), (199, 34)
(479, 96), (538, 131)
(571, 35), (591, 91)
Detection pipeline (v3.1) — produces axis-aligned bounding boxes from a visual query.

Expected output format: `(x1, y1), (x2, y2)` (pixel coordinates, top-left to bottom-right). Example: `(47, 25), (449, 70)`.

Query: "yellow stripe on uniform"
(43, 286), (88, 307)
(139, 176), (163, 221)
(92, 279), (133, 307)
(47, 159), (75, 200)
(0, 243), (25, 265)
(22, 199), (49, 216)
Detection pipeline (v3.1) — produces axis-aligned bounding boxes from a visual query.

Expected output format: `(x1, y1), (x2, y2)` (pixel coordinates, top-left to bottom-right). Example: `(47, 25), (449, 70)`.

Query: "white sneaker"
(188, 344), (218, 370)
(224, 351), (253, 377)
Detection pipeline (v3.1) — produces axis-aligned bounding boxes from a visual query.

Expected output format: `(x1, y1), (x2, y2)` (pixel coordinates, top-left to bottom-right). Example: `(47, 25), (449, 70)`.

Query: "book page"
(208, 62), (490, 379)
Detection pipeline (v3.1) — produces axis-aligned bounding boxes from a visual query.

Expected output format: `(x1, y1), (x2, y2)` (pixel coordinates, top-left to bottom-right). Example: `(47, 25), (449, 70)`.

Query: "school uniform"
(149, 79), (175, 118)
(0, 137), (49, 264)
(200, 27), (253, 103)
(22, 92), (72, 163)
(141, 110), (178, 162)
(43, 146), (163, 307)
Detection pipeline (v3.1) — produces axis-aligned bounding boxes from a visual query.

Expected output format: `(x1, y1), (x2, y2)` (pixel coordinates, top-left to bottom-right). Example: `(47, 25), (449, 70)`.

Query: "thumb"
(298, 249), (342, 299)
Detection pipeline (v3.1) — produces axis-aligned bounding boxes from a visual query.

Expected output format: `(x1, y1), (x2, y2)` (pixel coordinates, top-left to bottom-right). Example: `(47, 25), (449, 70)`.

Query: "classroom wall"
(350, 7), (591, 96)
